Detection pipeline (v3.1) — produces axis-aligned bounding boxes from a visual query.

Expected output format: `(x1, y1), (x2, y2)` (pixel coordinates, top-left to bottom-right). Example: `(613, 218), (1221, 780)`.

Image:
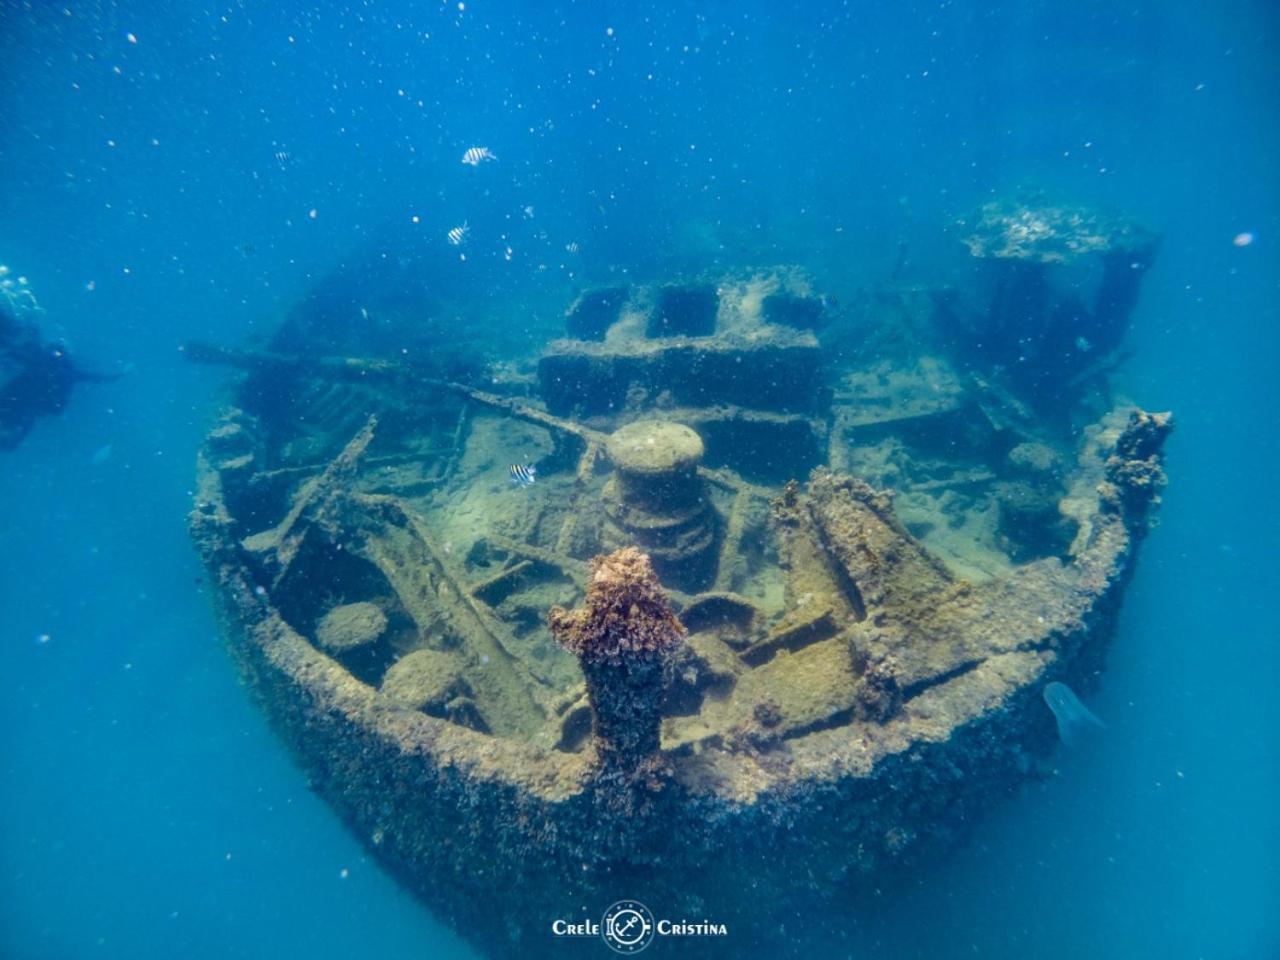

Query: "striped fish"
(446, 222), (469, 246)
(509, 463), (536, 487)
(461, 146), (497, 166)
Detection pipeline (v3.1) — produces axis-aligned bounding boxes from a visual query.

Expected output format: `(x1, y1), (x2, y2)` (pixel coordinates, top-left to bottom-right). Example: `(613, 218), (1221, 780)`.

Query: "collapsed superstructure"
(189, 202), (1171, 958)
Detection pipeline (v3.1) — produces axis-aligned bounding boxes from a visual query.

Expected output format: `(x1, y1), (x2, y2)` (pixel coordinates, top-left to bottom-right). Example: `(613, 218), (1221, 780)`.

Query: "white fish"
(446, 222), (469, 246)
(1043, 681), (1106, 747)
(461, 146), (497, 166)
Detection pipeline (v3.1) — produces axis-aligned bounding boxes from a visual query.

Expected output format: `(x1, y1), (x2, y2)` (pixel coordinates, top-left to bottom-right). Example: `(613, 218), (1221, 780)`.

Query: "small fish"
(90, 443), (113, 465)
(274, 150), (292, 165)
(446, 222), (469, 246)
(461, 146), (497, 166)
(564, 241), (580, 254)
(1043, 681), (1106, 747)
(1075, 336), (1092, 353)
(522, 205), (535, 219)
(509, 463), (536, 487)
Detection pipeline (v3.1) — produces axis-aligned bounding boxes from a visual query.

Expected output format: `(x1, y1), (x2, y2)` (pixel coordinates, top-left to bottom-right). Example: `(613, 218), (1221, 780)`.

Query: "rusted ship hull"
(191, 397), (1169, 957)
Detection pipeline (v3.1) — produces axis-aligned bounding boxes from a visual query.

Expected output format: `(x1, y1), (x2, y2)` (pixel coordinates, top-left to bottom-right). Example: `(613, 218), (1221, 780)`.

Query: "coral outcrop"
(549, 548), (685, 774)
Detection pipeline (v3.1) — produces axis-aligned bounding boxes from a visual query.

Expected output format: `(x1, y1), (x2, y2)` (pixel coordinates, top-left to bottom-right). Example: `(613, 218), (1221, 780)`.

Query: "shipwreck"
(188, 203), (1171, 957)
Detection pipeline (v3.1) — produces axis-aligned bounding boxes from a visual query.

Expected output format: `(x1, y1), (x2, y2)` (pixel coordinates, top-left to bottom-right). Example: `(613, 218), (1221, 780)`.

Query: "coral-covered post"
(549, 548), (686, 775)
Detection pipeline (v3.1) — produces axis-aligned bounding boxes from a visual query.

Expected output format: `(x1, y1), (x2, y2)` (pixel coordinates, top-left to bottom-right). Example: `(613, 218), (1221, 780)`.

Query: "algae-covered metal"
(189, 262), (1170, 958)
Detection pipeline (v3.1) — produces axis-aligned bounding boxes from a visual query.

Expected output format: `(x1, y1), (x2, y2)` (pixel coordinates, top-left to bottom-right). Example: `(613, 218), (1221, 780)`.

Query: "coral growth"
(549, 548), (685, 773)
(549, 547), (686, 663)
(1101, 409), (1173, 521)
(960, 200), (1153, 265)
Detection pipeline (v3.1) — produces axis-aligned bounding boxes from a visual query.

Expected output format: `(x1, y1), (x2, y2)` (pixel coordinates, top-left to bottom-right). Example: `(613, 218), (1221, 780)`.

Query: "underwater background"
(1, 1), (1276, 958)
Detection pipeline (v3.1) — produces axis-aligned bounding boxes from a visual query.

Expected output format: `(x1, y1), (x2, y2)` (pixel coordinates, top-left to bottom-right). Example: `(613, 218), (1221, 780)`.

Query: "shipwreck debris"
(956, 199), (1160, 411)
(187, 260), (1174, 959)
(601, 420), (719, 592)
(315, 601), (387, 653)
(549, 548), (686, 780)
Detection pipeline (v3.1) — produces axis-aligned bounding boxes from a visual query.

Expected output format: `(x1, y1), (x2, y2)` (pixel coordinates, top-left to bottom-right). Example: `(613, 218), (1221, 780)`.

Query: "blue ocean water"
(1, 2), (1276, 958)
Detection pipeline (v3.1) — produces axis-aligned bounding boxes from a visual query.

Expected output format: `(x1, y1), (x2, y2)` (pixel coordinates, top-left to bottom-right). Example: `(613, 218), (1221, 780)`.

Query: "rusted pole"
(548, 548), (685, 778)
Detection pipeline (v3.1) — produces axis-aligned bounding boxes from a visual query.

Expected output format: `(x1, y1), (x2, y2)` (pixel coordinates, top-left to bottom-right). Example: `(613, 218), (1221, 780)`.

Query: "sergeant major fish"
(447, 222), (469, 246)
(509, 463), (536, 487)
(461, 146), (497, 166)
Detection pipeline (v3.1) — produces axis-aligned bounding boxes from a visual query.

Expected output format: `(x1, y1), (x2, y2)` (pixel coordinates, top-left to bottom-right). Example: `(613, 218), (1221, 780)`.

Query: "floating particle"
(126, 32), (137, 44)
(339, 868), (349, 879)
(308, 208), (318, 219)
(1233, 231), (1254, 247)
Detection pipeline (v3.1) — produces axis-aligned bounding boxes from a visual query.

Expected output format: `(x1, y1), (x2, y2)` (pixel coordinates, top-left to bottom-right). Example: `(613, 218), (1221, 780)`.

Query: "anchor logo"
(601, 900), (656, 954)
